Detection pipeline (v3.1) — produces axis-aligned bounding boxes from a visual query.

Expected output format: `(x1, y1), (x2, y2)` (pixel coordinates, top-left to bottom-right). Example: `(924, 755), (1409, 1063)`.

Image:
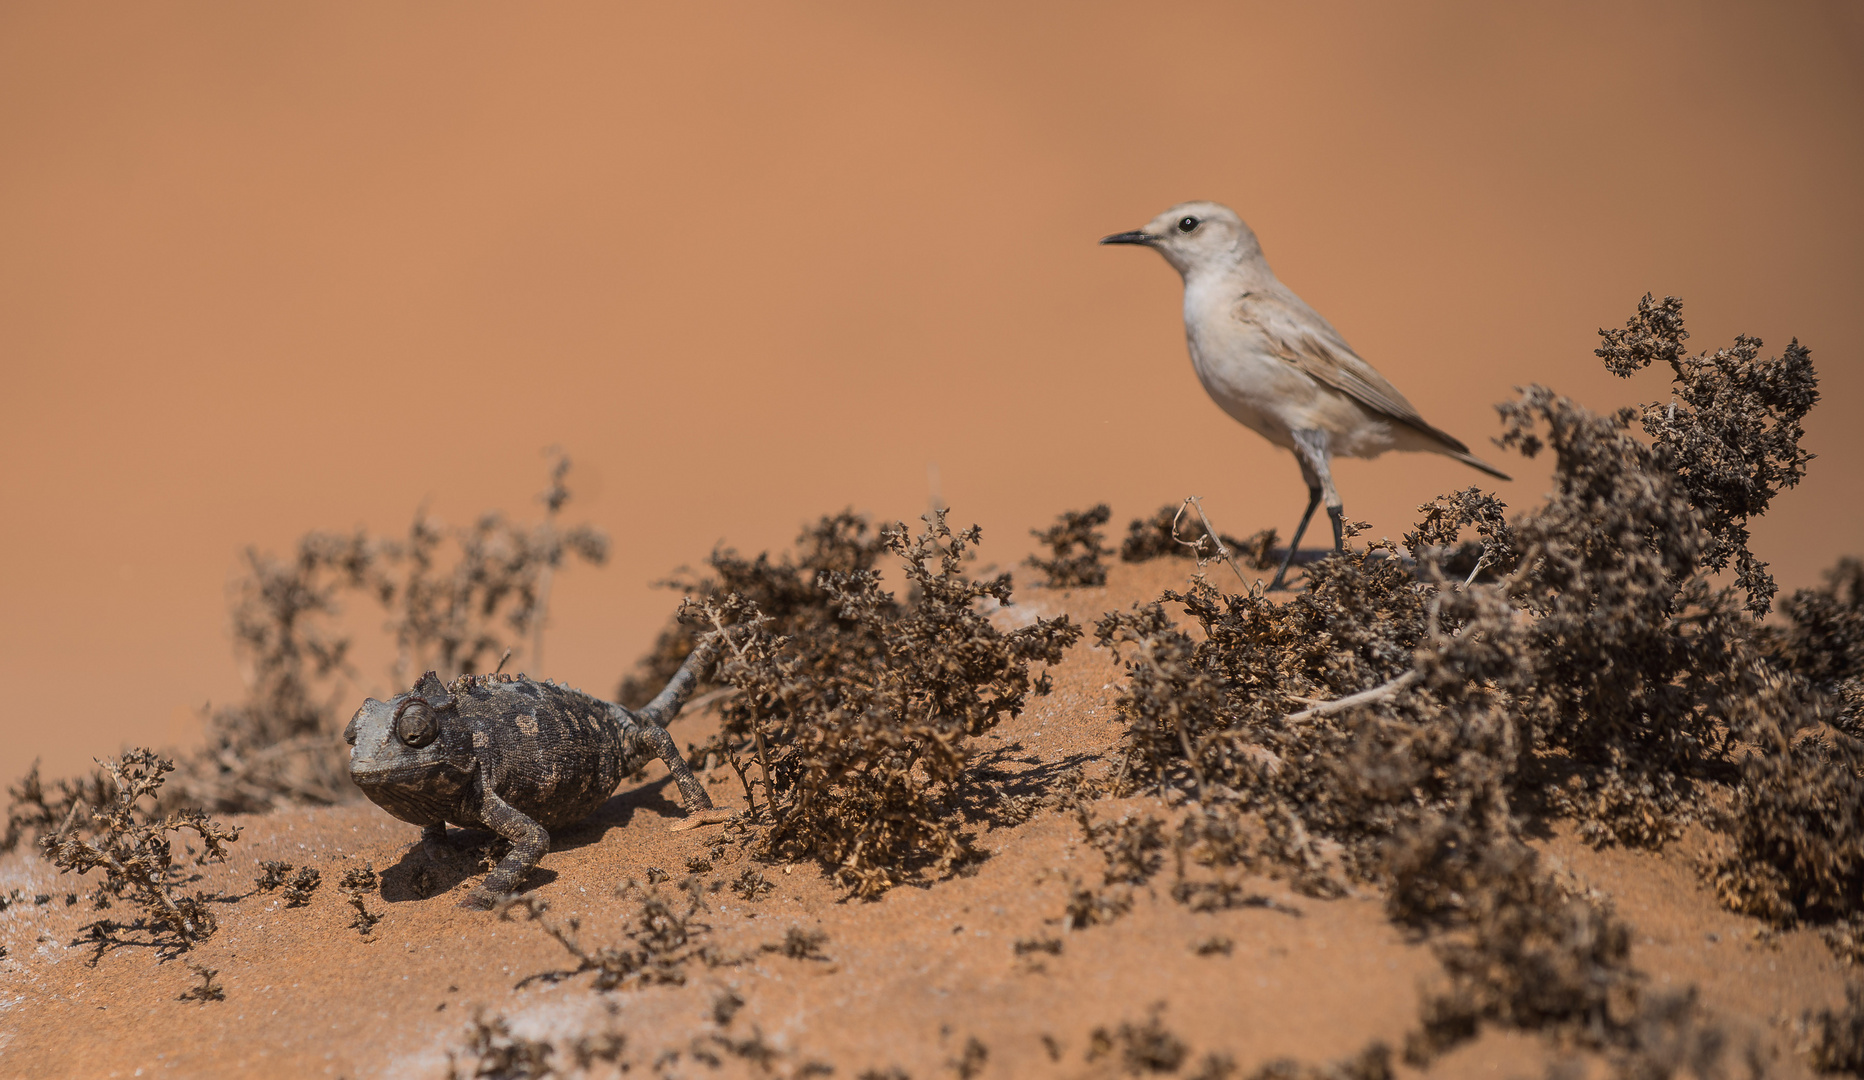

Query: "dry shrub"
(177, 963), (226, 1004)
(1028, 504), (1112, 587)
(1120, 505), (1278, 570)
(445, 1010), (626, 1080)
(38, 749), (240, 959)
(1086, 1003), (1186, 1073)
(1402, 835), (1637, 1064)
(616, 509), (890, 708)
(675, 510), (1079, 896)
(340, 863), (382, 936)
(763, 926), (832, 961)
(1765, 557), (1864, 734)
(1092, 295), (1837, 1051)
(1242, 1044), (1393, 1080)
(1808, 983), (1864, 1074)
(3, 764), (110, 854)
(502, 879), (725, 991)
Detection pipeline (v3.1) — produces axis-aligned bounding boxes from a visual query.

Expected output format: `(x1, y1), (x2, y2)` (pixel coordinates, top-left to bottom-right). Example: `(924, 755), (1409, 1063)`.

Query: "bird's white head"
(1099, 200), (1264, 280)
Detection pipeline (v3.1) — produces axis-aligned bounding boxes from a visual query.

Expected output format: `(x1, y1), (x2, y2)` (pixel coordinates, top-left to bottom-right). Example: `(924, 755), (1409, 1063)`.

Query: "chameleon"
(343, 639), (725, 908)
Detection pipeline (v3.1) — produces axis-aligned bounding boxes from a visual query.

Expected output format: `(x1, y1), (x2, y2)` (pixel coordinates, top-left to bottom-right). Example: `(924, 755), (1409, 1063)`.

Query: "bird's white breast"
(1181, 274), (1324, 451)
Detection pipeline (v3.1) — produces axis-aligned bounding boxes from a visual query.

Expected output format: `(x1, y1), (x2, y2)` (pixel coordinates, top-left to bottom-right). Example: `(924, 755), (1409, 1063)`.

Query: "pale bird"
(1101, 201), (1509, 590)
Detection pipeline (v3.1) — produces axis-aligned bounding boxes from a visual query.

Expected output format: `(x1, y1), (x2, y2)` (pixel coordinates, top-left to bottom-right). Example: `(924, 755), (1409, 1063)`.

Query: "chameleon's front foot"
(420, 822), (455, 866)
(459, 885), (506, 911)
(460, 863), (531, 909)
(461, 784), (549, 910)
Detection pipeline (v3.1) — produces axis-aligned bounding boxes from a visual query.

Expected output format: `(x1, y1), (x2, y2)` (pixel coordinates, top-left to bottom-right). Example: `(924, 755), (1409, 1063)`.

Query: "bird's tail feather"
(1448, 448), (1512, 482)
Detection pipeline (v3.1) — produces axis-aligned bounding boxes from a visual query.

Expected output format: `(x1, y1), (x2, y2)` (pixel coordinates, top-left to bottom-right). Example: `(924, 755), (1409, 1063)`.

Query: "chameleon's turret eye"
(394, 699), (440, 748)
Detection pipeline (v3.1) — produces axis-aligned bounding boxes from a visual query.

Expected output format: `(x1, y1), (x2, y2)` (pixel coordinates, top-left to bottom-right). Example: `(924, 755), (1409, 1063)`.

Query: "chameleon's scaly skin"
(343, 642), (715, 908)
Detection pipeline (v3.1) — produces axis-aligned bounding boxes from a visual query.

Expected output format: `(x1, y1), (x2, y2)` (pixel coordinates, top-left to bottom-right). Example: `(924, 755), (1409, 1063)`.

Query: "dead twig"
(1172, 497), (1250, 588)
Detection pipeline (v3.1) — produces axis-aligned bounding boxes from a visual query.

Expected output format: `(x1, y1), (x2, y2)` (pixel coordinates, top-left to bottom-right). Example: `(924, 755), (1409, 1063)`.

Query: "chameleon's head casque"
(344, 671), (462, 800)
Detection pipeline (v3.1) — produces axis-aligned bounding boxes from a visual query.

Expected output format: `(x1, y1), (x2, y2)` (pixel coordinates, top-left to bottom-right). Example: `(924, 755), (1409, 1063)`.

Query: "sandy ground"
(0, 560), (1850, 1079)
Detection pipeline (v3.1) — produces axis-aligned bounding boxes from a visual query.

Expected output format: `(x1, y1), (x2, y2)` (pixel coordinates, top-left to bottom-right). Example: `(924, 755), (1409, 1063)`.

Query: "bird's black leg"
(1291, 428), (1346, 558)
(1268, 484), (1322, 592)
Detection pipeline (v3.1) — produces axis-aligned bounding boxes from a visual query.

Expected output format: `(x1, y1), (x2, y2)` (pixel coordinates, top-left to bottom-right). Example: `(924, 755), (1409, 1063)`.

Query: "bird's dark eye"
(1178, 216), (1200, 233)
(394, 699), (439, 748)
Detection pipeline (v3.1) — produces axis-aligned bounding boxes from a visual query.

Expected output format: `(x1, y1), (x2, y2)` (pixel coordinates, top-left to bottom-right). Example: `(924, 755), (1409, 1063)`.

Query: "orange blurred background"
(3, 3), (1860, 784)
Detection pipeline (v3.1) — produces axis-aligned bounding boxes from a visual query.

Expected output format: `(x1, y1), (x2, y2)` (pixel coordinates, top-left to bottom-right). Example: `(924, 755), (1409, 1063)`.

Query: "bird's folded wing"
(1238, 290), (1474, 455)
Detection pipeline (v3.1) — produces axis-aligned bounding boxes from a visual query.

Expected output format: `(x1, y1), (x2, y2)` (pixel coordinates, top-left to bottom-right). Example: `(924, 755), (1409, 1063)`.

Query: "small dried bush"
(616, 509), (889, 708)
(1765, 557), (1864, 734)
(675, 510), (1079, 896)
(282, 867), (321, 907)
(1404, 838), (1637, 1064)
(1086, 1004), (1187, 1073)
(39, 749), (240, 958)
(177, 963), (226, 1004)
(2, 763), (109, 854)
(447, 1011), (559, 1080)
(1120, 505), (1277, 570)
(340, 863), (382, 936)
(1808, 983), (1864, 1074)
(503, 879), (722, 991)
(1028, 504), (1112, 587)
(763, 926), (830, 961)
(1241, 1045), (1392, 1080)
(729, 867), (774, 901)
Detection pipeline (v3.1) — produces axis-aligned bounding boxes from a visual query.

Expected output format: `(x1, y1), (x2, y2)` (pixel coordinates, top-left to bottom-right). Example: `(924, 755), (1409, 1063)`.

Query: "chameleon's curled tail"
(631, 632), (722, 730)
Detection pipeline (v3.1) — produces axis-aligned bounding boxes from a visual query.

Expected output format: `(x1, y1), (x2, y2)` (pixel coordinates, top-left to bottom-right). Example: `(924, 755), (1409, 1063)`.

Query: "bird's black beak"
(1099, 230), (1153, 246)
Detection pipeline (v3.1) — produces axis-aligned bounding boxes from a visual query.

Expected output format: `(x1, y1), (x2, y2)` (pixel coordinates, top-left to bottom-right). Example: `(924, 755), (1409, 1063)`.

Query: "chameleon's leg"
(636, 721), (715, 813)
(419, 822), (453, 865)
(460, 783), (551, 910)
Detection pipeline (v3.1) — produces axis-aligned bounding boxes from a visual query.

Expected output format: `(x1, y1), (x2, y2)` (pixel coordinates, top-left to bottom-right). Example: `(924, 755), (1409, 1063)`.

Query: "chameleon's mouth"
(348, 761), (447, 788)
(349, 761), (475, 826)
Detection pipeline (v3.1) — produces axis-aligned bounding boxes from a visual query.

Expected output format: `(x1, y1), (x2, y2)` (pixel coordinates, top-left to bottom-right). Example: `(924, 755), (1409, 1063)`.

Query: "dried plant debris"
(616, 509), (890, 709)
(1120, 505), (1278, 570)
(1059, 872), (1135, 931)
(503, 881), (724, 991)
(1765, 557), (1864, 735)
(672, 509), (1078, 897)
(447, 1010), (559, 1080)
(444, 1009), (629, 1080)
(1014, 935), (1063, 957)
(1404, 840), (1638, 1064)
(253, 860), (294, 893)
(948, 1036), (988, 1079)
(282, 867), (322, 907)
(1241, 1044), (1393, 1080)
(1028, 504), (1112, 587)
(729, 867), (774, 901)
(2, 762), (109, 854)
(177, 963), (225, 1004)
(38, 749), (239, 958)
(763, 927), (830, 962)
(711, 988), (745, 1026)
(1085, 295), (1849, 1045)
(1078, 806), (1168, 886)
(1807, 983), (1864, 1074)
(340, 863), (382, 936)
(1087, 1004), (1187, 1073)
